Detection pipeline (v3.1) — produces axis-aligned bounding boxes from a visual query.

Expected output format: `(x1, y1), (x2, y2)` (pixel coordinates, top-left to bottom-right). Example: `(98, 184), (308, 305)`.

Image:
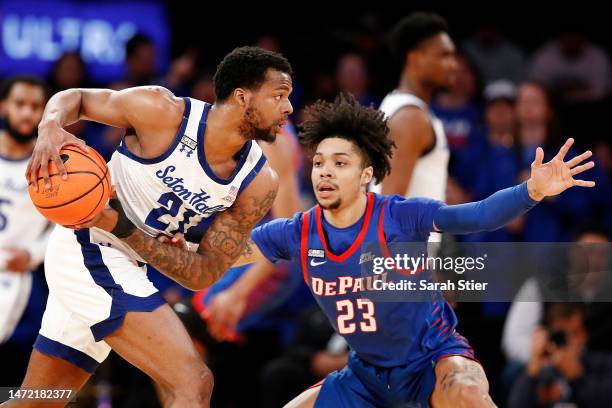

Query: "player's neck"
(323, 192), (368, 229)
(397, 73), (432, 104)
(0, 131), (35, 160)
(204, 104), (250, 162)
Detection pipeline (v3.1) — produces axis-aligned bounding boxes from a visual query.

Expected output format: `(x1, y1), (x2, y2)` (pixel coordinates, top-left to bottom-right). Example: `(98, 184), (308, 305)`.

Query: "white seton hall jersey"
(372, 91), (449, 202)
(0, 152), (51, 342)
(96, 98), (266, 260)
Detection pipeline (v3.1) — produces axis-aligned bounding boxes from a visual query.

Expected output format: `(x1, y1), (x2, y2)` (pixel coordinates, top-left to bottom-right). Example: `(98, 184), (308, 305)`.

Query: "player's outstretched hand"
(26, 120), (88, 191)
(526, 138), (595, 201)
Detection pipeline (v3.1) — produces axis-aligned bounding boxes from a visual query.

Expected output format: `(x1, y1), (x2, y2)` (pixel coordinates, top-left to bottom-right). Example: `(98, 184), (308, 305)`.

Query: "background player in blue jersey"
(229, 94), (596, 407)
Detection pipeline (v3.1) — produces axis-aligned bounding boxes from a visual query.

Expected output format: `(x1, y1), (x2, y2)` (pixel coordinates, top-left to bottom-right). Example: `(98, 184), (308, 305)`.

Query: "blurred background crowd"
(1, 2), (612, 407)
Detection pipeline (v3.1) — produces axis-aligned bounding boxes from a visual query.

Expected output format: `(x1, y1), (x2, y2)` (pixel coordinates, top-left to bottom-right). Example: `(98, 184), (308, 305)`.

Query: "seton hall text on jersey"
(310, 273), (388, 296)
(156, 165), (226, 215)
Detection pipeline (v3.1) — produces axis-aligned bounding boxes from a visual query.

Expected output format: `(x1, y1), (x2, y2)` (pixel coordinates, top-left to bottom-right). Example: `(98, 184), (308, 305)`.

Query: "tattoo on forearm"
(441, 370), (460, 391)
(467, 362), (488, 386)
(439, 361), (495, 406)
(122, 186), (276, 289)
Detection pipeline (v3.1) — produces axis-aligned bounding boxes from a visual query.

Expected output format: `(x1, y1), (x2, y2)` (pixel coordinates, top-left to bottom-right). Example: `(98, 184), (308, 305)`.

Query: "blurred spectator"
(594, 141), (612, 175)
(432, 54), (482, 152)
(455, 80), (522, 242)
(483, 80), (518, 149)
(46, 51), (106, 158)
(515, 81), (611, 241)
(508, 303), (612, 408)
(47, 52), (91, 96)
(463, 23), (527, 85)
(471, 80), (520, 197)
(336, 52), (377, 106)
(530, 31), (611, 102)
(160, 49), (198, 95)
(311, 72), (336, 103)
(503, 224), (611, 366)
(515, 81), (559, 159)
(191, 73), (216, 103)
(113, 33), (157, 89)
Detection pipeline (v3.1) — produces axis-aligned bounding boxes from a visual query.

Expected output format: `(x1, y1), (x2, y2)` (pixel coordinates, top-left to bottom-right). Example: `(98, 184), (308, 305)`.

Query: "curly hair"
(298, 94), (394, 182)
(213, 46), (293, 102)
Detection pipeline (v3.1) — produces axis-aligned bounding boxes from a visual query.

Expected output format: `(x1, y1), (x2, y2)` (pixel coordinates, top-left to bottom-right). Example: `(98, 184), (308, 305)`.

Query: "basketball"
(28, 145), (112, 226)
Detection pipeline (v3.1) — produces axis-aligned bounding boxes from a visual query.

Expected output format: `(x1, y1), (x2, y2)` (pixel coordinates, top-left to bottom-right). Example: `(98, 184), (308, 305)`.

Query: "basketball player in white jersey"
(14, 47), (292, 407)
(374, 12), (457, 203)
(0, 76), (52, 383)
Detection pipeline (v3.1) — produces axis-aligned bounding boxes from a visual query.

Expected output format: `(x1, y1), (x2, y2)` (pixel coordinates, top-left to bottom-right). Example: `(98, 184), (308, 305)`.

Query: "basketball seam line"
(71, 172), (108, 225)
(62, 147), (111, 191)
(34, 171), (108, 210)
(59, 149), (110, 223)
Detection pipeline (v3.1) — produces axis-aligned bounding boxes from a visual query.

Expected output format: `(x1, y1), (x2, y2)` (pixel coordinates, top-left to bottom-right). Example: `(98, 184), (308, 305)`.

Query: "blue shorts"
(315, 333), (475, 408)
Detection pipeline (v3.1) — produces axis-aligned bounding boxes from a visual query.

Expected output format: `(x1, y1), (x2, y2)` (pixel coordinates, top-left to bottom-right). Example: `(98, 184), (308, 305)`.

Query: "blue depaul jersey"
(252, 192), (470, 368)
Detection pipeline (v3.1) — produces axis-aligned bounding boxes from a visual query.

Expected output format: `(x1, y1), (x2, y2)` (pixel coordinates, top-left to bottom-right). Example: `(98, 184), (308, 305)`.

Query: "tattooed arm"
(119, 163), (278, 289)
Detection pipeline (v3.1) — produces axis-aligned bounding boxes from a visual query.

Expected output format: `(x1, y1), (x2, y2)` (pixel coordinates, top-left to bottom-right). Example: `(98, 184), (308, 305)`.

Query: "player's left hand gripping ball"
(28, 145), (112, 227)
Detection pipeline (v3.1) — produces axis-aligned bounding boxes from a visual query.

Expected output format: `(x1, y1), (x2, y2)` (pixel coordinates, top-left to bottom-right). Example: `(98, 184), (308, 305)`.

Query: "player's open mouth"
(317, 182), (337, 198)
(276, 118), (289, 130)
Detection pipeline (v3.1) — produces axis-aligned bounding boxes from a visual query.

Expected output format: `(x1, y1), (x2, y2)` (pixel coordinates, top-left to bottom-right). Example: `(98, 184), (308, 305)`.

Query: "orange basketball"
(28, 145), (112, 226)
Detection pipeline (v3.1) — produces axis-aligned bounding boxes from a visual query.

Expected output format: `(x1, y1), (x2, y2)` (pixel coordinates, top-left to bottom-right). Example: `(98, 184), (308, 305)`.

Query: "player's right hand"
(26, 121), (88, 191)
(4, 248), (31, 273)
(206, 288), (247, 340)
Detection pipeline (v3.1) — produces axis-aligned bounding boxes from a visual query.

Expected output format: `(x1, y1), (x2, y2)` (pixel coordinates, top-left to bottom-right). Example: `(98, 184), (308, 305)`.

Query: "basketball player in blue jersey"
(229, 95), (595, 407)
(13, 47), (292, 408)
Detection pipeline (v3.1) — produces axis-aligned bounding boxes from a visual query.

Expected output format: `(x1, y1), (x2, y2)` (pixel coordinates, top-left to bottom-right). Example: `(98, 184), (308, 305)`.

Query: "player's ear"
(361, 166), (373, 185)
(233, 88), (250, 107)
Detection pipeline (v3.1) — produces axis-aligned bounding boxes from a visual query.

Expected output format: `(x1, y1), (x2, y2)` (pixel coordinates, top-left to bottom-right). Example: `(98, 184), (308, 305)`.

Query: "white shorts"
(35, 226), (165, 373)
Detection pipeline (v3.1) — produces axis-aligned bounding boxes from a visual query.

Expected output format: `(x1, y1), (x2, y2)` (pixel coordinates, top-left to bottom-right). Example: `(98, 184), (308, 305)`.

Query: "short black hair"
(0, 75), (47, 101)
(389, 12), (450, 64)
(213, 46), (293, 102)
(298, 93), (394, 182)
(126, 33), (153, 59)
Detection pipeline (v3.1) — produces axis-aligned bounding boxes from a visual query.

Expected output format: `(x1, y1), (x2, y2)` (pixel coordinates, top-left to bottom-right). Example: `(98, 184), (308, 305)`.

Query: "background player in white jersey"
(0, 76), (52, 383)
(375, 12), (457, 202)
(13, 47), (293, 408)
